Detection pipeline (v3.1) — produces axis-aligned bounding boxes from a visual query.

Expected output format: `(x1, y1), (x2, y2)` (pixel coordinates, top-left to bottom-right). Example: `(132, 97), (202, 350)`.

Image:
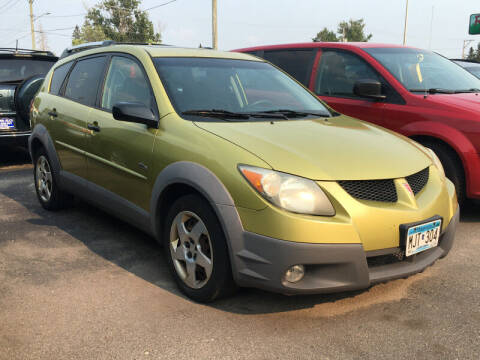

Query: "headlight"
(426, 148), (445, 178)
(238, 165), (335, 216)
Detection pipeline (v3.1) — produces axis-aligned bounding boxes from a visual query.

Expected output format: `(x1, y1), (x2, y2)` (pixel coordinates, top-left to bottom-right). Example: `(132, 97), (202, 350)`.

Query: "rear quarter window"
(49, 62), (73, 95)
(64, 56), (107, 106)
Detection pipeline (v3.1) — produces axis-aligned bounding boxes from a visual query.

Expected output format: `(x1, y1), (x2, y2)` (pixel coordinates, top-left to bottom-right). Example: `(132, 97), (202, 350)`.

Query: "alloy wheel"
(36, 155), (53, 203)
(169, 211), (213, 289)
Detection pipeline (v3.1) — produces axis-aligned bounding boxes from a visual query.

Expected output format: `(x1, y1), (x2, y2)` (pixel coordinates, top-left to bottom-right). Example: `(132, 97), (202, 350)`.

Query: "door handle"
(87, 123), (101, 132)
(48, 110), (58, 117)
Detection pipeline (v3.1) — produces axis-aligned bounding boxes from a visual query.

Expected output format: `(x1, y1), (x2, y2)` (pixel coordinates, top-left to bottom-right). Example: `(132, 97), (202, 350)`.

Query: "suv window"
(64, 56), (107, 106)
(0, 59), (55, 82)
(263, 49), (316, 86)
(101, 56), (151, 111)
(315, 50), (381, 97)
(49, 62), (73, 95)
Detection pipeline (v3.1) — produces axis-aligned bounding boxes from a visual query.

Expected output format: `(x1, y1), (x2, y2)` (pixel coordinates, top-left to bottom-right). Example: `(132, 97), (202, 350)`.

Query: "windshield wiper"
(408, 88), (455, 94)
(453, 88), (480, 93)
(258, 109), (330, 118)
(182, 109), (288, 120)
(182, 109), (250, 119)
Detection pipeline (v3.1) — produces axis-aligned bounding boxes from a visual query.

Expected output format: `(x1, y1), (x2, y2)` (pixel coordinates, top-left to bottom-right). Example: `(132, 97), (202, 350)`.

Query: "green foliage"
(72, 0), (161, 45)
(337, 19), (372, 42)
(72, 24), (105, 45)
(312, 27), (338, 42)
(312, 19), (372, 43)
(466, 43), (480, 61)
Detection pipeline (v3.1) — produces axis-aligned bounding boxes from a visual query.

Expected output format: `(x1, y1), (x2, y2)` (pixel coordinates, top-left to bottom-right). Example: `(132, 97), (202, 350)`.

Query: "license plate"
(0, 117), (15, 130)
(405, 219), (442, 257)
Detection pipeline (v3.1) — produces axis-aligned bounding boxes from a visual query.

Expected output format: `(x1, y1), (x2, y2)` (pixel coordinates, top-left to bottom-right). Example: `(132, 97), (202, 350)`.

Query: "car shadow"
(459, 201), (480, 223)
(0, 146), (31, 168)
(1, 168), (469, 315)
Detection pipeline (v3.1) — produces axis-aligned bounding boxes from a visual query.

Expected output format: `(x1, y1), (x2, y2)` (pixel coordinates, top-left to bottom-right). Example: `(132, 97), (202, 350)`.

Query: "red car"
(234, 43), (480, 204)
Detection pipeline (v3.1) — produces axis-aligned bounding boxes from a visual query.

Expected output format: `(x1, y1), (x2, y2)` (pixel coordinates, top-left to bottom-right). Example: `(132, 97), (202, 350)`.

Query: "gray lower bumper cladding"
(233, 208), (460, 295)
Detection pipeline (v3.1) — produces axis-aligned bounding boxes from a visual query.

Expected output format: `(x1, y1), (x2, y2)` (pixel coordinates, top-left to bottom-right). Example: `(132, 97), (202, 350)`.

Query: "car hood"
(194, 115), (432, 181)
(420, 92), (480, 117)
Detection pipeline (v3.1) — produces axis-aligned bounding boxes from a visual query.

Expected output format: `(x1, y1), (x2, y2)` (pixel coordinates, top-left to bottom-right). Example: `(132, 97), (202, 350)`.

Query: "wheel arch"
(28, 124), (62, 176)
(150, 162), (245, 282)
(401, 121), (473, 187)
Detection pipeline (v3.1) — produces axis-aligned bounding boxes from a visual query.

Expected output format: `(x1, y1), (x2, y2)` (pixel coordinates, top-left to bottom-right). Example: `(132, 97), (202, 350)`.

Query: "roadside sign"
(469, 14), (480, 35)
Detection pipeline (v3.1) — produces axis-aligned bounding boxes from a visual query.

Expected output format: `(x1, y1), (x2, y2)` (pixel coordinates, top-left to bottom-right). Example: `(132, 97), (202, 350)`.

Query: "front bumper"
(233, 207), (459, 295)
(0, 131), (30, 147)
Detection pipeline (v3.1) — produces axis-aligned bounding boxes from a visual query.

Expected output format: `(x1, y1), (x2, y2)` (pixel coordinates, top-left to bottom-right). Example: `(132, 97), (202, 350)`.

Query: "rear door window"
(262, 49), (316, 86)
(64, 56), (107, 106)
(49, 62), (73, 95)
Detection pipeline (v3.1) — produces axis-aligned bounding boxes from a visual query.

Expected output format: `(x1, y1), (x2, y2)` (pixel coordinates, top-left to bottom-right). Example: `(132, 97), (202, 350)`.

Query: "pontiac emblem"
(403, 182), (413, 194)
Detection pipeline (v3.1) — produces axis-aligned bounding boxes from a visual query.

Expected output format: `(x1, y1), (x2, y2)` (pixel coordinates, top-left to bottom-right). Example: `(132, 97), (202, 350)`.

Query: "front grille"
(406, 167), (429, 195)
(367, 251), (405, 267)
(338, 179), (398, 202)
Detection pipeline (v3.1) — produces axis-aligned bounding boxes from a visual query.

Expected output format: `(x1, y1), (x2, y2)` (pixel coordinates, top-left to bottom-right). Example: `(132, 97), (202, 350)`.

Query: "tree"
(72, 0), (161, 45)
(466, 46), (476, 61)
(72, 23), (106, 45)
(312, 18), (372, 43)
(465, 43), (480, 61)
(337, 19), (372, 42)
(312, 27), (338, 42)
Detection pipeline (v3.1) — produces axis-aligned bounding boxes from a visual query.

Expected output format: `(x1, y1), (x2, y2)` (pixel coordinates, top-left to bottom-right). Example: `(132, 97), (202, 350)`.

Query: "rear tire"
(163, 194), (237, 302)
(33, 147), (72, 211)
(422, 140), (465, 204)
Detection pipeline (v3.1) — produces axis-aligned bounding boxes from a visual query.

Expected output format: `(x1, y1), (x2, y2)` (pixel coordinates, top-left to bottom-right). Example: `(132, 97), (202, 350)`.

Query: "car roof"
(233, 42), (422, 52)
(0, 48), (57, 59)
(452, 59), (480, 66)
(58, 42), (262, 64)
(145, 46), (262, 61)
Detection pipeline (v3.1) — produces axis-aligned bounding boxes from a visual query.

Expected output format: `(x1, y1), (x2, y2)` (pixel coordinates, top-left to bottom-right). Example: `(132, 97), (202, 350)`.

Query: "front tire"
(163, 194), (236, 302)
(33, 147), (72, 211)
(423, 141), (465, 204)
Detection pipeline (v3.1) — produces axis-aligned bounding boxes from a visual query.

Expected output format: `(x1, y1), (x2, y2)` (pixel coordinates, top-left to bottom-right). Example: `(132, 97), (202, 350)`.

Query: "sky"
(1, 0), (479, 58)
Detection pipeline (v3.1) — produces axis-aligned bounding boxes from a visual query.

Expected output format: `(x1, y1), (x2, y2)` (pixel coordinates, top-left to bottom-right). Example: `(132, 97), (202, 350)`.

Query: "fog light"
(284, 265), (305, 283)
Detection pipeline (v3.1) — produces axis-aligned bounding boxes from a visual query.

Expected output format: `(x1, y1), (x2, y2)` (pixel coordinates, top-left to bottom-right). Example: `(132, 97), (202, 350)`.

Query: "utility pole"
(212, 0), (217, 49)
(428, 6), (434, 49)
(28, 0), (36, 50)
(402, 0), (409, 46)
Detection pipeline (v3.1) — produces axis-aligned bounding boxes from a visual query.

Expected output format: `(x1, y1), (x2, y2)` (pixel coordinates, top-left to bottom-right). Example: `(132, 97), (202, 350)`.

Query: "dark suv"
(0, 48), (57, 147)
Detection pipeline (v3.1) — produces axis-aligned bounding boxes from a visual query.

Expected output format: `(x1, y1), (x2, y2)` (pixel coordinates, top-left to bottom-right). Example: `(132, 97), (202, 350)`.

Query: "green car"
(29, 42), (459, 302)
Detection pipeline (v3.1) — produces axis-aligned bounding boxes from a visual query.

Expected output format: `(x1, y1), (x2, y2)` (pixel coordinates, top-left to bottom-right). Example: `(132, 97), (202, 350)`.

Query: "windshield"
(0, 58), (55, 83)
(364, 48), (480, 92)
(153, 57), (330, 119)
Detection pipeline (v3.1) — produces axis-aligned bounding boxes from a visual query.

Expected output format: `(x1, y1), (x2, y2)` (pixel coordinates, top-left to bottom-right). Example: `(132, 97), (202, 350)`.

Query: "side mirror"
(353, 79), (386, 100)
(112, 102), (158, 128)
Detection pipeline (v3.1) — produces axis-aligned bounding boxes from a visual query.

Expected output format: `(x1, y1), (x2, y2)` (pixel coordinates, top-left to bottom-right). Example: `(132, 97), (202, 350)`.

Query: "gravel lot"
(1, 147), (479, 360)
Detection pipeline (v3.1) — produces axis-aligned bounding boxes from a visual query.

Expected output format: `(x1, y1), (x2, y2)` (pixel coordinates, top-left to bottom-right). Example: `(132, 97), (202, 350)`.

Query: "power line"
(144, 0), (178, 11)
(0, 0), (18, 12)
(47, 0), (178, 18)
(47, 13), (86, 18)
(34, 30), (71, 38)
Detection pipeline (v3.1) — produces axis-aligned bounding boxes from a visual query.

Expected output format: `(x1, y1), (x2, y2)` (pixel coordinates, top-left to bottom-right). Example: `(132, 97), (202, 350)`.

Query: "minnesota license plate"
(0, 117), (15, 130)
(405, 219), (442, 257)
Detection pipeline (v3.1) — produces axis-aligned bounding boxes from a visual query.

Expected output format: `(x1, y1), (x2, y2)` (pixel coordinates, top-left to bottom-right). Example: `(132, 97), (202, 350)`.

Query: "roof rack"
(60, 40), (115, 59)
(59, 40), (173, 59)
(0, 48), (56, 57)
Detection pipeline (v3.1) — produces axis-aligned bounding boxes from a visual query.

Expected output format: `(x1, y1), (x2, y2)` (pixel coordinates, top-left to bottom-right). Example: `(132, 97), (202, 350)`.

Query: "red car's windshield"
(365, 47), (480, 93)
